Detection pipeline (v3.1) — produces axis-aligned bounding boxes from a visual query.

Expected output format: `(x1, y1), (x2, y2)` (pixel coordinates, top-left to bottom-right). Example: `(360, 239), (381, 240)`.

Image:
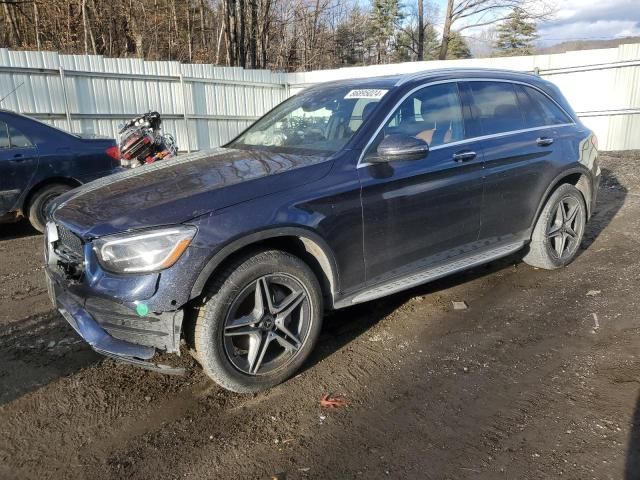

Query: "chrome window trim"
(357, 77), (576, 169)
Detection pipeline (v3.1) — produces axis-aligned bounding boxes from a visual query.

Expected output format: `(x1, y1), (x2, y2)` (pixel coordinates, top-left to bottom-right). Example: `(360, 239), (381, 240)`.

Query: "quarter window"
(515, 84), (572, 127)
(469, 81), (524, 135)
(0, 122), (9, 149)
(381, 82), (465, 148)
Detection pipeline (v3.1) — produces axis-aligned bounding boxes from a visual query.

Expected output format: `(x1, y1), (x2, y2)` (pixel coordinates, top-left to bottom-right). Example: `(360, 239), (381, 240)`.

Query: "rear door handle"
(536, 137), (554, 147)
(452, 150), (477, 162)
(11, 153), (28, 162)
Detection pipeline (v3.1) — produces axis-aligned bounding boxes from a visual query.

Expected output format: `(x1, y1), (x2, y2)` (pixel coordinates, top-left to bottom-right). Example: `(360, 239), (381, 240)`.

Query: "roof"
(306, 68), (543, 91)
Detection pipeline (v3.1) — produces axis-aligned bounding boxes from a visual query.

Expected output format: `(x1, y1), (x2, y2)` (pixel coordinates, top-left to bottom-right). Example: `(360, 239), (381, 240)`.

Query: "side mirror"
(372, 134), (429, 163)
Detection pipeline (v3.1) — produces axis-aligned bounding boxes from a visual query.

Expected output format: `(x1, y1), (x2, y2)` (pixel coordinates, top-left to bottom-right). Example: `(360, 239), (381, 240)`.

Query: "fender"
(189, 226), (341, 304)
(529, 165), (593, 233)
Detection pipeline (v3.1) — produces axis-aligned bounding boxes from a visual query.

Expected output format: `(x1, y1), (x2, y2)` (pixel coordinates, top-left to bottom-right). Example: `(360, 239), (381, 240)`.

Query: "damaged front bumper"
(44, 221), (187, 375)
(46, 272), (185, 375)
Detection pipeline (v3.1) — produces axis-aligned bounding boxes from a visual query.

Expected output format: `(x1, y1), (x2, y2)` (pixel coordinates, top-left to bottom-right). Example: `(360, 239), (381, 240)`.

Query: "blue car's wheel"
(28, 183), (72, 233)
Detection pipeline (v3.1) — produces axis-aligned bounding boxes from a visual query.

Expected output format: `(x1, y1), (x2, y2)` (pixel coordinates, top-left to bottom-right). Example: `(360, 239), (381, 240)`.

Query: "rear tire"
(193, 249), (323, 393)
(524, 184), (586, 270)
(28, 184), (72, 232)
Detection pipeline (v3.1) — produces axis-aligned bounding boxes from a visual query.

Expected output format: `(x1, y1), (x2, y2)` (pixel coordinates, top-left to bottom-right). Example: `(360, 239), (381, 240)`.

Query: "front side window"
(379, 82), (465, 148)
(515, 84), (572, 127)
(469, 81), (524, 135)
(0, 121), (9, 149)
(229, 85), (388, 155)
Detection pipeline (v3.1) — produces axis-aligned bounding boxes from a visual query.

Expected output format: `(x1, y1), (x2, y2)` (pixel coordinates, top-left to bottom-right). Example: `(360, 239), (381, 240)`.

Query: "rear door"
(0, 119), (39, 214)
(464, 80), (574, 243)
(358, 81), (484, 283)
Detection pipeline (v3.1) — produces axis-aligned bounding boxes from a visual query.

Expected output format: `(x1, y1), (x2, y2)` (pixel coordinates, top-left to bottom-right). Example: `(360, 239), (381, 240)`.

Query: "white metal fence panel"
(1, 45), (639, 151)
(0, 49), (288, 151)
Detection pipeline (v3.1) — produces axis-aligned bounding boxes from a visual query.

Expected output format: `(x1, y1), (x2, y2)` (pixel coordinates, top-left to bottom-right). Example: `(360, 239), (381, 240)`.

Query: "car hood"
(52, 147), (332, 238)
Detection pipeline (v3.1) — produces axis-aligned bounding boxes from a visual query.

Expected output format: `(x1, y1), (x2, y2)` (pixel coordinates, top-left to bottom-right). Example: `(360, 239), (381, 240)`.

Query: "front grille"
(57, 225), (84, 259)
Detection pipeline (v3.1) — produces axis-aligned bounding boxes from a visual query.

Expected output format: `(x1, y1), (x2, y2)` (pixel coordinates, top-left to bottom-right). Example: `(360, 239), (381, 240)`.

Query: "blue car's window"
(8, 125), (33, 148)
(229, 85), (388, 155)
(469, 81), (525, 135)
(515, 84), (572, 127)
(0, 122), (9, 149)
(382, 82), (465, 148)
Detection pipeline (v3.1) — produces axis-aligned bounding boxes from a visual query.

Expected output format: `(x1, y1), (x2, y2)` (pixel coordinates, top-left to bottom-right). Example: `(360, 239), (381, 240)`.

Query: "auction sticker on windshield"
(344, 89), (388, 99)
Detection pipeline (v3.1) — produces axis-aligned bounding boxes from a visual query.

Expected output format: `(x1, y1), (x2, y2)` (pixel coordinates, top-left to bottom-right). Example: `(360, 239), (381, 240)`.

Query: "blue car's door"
(358, 81), (484, 284)
(0, 119), (39, 215)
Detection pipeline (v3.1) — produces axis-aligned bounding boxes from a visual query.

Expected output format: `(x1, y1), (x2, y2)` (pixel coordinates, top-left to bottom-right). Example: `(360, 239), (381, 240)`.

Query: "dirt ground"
(1, 152), (640, 480)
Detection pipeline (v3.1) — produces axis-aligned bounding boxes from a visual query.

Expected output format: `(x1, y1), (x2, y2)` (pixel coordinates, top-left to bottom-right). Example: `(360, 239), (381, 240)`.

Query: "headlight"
(93, 226), (197, 274)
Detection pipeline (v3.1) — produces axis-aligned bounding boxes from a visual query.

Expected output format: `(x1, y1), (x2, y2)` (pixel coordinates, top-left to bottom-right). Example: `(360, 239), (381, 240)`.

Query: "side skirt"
(334, 240), (526, 308)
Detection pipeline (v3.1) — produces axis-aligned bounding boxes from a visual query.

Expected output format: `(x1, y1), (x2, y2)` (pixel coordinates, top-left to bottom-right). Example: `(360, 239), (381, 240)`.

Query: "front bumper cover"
(46, 271), (185, 375)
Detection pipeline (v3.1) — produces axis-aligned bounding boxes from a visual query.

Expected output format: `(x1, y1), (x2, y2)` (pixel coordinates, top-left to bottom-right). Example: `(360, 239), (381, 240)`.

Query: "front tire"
(193, 249), (323, 393)
(524, 183), (587, 270)
(28, 183), (72, 232)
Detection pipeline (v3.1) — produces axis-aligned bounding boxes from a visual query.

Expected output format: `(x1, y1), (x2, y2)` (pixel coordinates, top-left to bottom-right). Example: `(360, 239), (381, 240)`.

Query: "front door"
(0, 119), (39, 215)
(358, 82), (484, 284)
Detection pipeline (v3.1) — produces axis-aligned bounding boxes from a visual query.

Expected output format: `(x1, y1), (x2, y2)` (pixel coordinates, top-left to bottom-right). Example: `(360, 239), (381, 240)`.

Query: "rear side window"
(515, 84), (572, 127)
(0, 122), (9, 149)
(8, 125), (33, 148)
(469, 81), (524, 135)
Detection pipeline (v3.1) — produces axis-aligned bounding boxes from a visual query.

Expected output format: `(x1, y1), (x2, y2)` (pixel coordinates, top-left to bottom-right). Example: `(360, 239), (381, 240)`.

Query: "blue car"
(45, 68), (600, 392)
(0, 110), (121, 231)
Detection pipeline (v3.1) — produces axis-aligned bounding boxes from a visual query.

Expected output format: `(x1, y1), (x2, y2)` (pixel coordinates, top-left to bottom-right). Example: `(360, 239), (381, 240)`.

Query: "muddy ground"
(1, 152), (640, 480)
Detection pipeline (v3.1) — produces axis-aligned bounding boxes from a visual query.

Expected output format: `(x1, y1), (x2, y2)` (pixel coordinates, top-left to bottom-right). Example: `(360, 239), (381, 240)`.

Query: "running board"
(337, 241), (525, 307)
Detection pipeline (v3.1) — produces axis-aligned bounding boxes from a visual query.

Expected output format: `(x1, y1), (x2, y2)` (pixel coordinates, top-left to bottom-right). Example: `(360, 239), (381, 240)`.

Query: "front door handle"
(452, 150), (477, 162)
(11, 153), (28, 162)
(536, 137), (554, 147)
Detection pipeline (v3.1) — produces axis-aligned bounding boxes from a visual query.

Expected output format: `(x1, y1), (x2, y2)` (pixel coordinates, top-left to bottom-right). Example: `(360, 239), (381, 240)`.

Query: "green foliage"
(395, 22), (440, 61)
(367, 0), (404, 62)
(446, 31), (471, 59)
(335, 6), (369, 66)
(494, 7), (538, 56)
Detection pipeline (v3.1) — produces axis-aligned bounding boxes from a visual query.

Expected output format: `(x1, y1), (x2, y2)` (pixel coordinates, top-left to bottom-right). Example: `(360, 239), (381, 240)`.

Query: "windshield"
(228, 85), (389, 155)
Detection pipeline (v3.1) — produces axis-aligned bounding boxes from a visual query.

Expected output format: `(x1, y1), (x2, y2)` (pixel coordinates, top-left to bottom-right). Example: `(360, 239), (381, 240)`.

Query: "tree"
(367, 0), (403, 64)
(417, 0), (423, 60)
(446, 31), (471, 59)
(437, 0), (553, 60)
(494, 7), (537, 55)
(0, 0), (444, 72)
(396, 21), (440, 61)
(396, 0), (440, 62)
(335, 5), (368, 66)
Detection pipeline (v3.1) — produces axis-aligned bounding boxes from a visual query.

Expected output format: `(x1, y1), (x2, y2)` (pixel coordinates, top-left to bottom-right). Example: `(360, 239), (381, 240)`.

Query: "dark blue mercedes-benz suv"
(45, 68), (600, 392)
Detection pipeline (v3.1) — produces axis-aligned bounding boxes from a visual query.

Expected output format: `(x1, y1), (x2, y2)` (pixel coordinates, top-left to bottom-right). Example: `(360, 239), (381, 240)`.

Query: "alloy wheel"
(545, 195), (584, 260)
(222, 274), (312, 375)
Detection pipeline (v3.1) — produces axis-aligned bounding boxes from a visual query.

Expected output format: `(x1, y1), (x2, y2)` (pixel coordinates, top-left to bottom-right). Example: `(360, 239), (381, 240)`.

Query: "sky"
(536, 0), (640, 45)
(431, 0), (640, 46)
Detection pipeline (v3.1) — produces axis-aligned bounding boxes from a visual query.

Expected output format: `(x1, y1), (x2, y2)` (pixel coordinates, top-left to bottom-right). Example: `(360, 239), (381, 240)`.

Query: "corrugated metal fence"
(1, 44), (639, 151)
(0, 49), (288, 151)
